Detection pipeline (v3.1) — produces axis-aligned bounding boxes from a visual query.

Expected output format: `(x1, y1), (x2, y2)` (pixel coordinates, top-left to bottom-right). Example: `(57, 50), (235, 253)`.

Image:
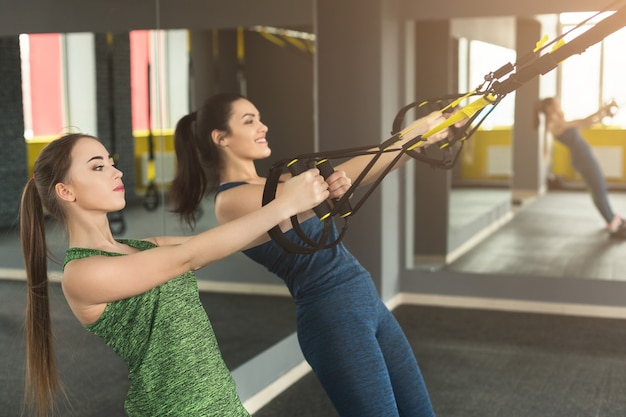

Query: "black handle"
(315, 159), (353, 218)
(287, 159), (332, 220)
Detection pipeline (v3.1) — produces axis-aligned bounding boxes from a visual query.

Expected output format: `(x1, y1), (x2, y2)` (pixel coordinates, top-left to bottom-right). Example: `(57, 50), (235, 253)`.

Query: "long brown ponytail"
(170, 92), (245, 228)
(19, 133), (88, 416)
(170, 112), (209, 228)
(20, 178), (58, 417)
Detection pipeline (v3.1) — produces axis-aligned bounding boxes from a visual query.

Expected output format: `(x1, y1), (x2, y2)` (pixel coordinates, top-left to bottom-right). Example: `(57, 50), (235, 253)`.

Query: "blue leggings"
(562, 131), (615, 223)
(296, 277), (435, 417)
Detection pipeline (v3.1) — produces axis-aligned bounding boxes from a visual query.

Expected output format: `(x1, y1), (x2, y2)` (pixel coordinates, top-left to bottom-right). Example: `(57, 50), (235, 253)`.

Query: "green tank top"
(63, 239), (250, 417)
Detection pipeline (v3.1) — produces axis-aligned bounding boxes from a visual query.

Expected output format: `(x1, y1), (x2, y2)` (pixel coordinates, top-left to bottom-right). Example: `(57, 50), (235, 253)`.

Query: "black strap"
(263, 159), (346, 254)
(261, 4), (626, 254)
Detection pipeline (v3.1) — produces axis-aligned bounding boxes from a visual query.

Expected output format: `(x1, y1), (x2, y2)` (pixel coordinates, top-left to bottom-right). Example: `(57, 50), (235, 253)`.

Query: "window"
(460, 39), (517, 129)
(560, 12), (626, 126)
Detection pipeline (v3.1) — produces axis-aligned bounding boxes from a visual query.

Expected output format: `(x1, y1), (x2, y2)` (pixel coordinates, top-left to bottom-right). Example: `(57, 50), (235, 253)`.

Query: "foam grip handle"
(287, 159), (332, 220)
(315, 159), (353, 218)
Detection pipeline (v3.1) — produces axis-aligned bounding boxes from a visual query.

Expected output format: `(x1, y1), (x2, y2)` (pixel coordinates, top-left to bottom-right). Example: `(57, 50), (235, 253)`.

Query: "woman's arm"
(62, 169), (328, 306)
(214, 180), (320, 247)
(334, 110), (453, 186)
(213, 111), (456, 242)
(267, 111), (457, 213)
(555, 101), (616, 134)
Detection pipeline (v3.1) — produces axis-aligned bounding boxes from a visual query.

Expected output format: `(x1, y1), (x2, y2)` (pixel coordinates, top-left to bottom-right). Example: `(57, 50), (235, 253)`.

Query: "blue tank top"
(217, 182), (368, 304)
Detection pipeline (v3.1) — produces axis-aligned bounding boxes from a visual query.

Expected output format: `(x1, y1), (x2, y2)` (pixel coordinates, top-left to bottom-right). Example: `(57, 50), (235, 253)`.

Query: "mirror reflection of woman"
(20, 133), (329, 417)
(535, 97), (626, 238)
(171, 93), (456, 417)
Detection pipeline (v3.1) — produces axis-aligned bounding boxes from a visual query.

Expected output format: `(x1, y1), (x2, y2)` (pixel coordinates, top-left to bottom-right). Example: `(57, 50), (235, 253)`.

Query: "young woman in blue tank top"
(535, 97), (626, 238)
(19, 133), (328, 417)
(170, 93), (457, 417)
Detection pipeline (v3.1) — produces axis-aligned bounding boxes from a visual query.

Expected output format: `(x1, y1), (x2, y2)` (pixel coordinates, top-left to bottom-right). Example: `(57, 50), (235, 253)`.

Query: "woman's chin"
(259, 147), (272, 159)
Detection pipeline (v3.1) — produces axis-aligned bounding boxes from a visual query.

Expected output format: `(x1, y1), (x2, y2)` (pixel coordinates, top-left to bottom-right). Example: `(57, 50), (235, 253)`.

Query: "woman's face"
(61, 137), (126, 214)
(222, 98), (271, 160)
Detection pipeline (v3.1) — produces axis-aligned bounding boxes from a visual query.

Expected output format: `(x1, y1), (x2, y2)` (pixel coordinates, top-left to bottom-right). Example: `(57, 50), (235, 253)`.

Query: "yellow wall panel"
(25, 130), (176, 194)
(458, 127), (626, 184)
(459, 128), (512, 180)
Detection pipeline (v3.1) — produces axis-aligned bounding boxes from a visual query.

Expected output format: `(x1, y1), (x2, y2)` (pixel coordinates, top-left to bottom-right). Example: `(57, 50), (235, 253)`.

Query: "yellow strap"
(398, 91), (475, 140)
(259, 31), (287, 48)
(534, 34), (549, 52)
(283, 35), (309, 53)
(444, 91), (475, 112)
(421, 93), (495, 139)
(551, 38), (565, 52)
(148, 160), (155, 181)
(237, 27), (245, 62)
(398, 91), (484, 145)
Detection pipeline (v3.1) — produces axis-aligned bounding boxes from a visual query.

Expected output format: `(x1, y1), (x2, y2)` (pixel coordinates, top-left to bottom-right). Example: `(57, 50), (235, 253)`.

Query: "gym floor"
(2, 188), (626, 416)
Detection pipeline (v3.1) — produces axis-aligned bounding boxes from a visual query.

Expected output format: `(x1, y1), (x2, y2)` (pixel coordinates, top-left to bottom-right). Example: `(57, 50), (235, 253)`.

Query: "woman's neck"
(220, 160), (264, 184)
(66, 212), (120, 251)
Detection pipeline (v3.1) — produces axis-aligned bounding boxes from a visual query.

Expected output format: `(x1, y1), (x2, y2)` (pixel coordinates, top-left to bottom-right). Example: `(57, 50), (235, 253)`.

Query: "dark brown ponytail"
(20, 178), (58, 417)
(170, 112), (209, 228)
(170, 93), (245, 228)
(20, 133), (88, 416)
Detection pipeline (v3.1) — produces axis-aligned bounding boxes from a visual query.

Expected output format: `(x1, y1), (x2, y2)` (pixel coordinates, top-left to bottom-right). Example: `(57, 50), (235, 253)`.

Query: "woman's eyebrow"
(87, 156), (103, 162)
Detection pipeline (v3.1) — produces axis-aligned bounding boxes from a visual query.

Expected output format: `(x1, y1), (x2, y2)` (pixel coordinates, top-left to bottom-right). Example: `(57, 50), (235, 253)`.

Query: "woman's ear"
(55, 182), (76, 203)
(211, 129), (227, 147)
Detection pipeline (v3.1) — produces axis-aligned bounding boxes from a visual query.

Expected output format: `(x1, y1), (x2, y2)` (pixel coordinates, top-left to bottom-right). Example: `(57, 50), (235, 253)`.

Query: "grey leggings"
(557, 128), (615, 224)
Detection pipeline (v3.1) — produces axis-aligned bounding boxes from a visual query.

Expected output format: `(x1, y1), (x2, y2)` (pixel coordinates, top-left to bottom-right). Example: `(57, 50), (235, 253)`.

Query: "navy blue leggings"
(296, 277), (435, 417)
(559, 129), (615, 224)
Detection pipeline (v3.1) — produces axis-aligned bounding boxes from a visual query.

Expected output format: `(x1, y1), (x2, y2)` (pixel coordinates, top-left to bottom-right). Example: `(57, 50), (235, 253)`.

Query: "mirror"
(445, 13), (626, 283)
(0, 0), (321, 409)
(447, 19), (516, 265)
(24, 27), (309, 359)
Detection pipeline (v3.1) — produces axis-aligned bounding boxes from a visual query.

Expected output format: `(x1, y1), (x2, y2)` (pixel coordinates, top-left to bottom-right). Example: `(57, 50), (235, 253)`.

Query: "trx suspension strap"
(263, 2), (626, 254)
(262, 102), (467, 254)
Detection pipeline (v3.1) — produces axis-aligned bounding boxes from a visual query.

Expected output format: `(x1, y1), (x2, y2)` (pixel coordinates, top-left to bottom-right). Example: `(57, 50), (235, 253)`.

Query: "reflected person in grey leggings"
(535, 97), (626, 238)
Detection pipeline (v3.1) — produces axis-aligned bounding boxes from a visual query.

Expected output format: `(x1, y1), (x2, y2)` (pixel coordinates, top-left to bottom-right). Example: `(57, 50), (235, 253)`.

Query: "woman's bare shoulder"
(215, 181), (268, 223)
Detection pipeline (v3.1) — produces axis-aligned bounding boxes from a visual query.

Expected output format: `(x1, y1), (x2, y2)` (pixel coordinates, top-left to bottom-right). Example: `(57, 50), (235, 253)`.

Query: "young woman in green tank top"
(19, 133), (329, 417)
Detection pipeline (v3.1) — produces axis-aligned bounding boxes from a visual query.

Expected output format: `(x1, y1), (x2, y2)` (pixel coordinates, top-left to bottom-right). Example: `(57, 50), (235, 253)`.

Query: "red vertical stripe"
(29, 34), (63, 136)
(130, 30), (150, 132)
